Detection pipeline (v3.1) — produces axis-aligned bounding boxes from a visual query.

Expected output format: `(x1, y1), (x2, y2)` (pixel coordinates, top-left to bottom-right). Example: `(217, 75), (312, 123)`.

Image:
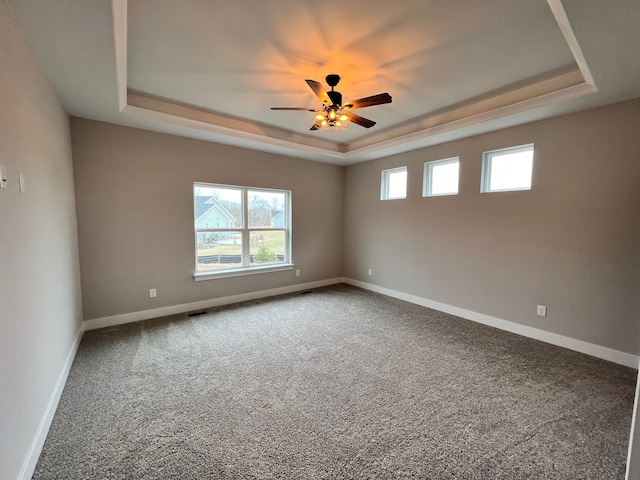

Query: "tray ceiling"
(8, 0), (640, 164)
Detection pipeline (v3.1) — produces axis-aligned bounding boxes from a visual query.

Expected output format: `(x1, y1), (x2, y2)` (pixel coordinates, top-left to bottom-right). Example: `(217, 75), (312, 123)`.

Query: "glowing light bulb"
(329, 110), (337, 120)
(339, 114), (348, 121)
(321, 119), (328, 126)
(315, 113), (325, 121)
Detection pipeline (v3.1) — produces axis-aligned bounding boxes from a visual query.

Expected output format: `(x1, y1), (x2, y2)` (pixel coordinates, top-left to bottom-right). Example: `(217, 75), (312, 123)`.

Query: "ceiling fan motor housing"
(327, 90), (342, 106)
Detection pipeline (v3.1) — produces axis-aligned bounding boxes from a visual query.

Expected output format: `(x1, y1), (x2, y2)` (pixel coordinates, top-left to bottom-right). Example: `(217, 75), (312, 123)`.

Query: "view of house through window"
(194, 183), (290, 275)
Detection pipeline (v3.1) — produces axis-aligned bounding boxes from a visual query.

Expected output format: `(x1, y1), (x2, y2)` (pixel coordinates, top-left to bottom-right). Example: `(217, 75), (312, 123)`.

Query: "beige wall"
(344, 99), (640, 355)
(71, 118), (344, 320)
(0, 3), (83, 479)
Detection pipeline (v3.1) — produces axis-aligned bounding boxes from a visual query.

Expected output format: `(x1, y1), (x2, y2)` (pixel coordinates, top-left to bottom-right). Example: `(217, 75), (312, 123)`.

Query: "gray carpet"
(34, 284), (636, 479)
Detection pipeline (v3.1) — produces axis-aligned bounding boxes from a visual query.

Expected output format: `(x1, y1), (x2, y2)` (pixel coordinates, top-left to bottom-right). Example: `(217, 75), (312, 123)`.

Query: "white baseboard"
(84, 276), (638, 369)
(19, 324), (85, 480)
(84, 278), (344, 331)
(343, 278), (639, 369)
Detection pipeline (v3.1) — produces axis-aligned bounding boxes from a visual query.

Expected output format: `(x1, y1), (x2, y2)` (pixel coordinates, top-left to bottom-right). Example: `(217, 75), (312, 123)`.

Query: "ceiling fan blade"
(344, 93), (392, 109)
(310, 123), (320, 131)
(270, 107), (318, 111)
(347, 112), (376, 128)
(305, 79), (331, 104)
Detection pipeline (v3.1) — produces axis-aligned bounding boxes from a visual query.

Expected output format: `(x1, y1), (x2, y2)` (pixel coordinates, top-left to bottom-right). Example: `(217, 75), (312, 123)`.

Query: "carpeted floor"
(34, 284), (636, 479)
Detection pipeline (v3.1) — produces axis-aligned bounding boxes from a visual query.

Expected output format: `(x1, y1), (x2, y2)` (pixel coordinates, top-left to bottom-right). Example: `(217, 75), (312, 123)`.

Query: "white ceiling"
(8, 0), (640, 165)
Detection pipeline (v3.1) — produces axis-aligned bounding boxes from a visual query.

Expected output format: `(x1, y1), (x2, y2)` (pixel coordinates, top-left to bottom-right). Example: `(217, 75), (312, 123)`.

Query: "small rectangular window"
(381, 166), (407, 200)
(481, 144), (534, 192)
(423, 157), (459, 197)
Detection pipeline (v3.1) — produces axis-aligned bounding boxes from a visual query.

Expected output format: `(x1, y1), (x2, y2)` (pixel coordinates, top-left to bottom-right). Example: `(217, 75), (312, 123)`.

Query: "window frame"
(380, 166), (408, 200)
(423, 157), (460, 197)
(481, 144), (534, 193)
(193, 182), (293, 281)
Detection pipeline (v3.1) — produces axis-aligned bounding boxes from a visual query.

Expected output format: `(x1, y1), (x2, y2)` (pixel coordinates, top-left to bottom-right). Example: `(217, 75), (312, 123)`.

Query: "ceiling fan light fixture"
(313, 106), (350, 131)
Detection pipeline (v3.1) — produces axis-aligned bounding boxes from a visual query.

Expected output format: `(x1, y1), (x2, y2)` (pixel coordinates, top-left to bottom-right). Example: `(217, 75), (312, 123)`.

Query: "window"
(481, 144), (534, 192)
(381, 166), (407, 200)
(423, 157), (459, 196)
(194, 183), (292, 280)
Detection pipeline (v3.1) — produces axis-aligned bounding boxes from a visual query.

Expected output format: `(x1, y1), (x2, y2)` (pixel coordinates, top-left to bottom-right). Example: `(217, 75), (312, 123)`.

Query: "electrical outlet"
(295, 269), (300, 277)
(537, 305), (547, 317)
(149, 288), (157, 298)
(368, 269), (373, 276)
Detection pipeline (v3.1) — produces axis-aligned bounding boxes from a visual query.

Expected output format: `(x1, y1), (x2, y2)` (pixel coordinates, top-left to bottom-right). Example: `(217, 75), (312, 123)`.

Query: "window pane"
(250, 230), (286, 266)
(428, 160), (459, 196)
(248, 190), (286, 228)
(381, 167), (407, 200)
(194, 186), (242, 228)
(489, 151), (533, 191)
(196, 232), (242, 271)
(482, 145), (534, 192)
(194, 182), (291, 277)
(388, 170), (407, 198)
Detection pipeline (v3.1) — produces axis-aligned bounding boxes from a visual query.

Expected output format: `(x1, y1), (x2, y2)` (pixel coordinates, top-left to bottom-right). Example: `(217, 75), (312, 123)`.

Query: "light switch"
(0, 164), (7, 189)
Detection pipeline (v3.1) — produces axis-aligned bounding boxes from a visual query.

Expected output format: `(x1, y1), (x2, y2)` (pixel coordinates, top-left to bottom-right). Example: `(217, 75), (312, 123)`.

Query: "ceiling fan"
(271, 74), (392, 131)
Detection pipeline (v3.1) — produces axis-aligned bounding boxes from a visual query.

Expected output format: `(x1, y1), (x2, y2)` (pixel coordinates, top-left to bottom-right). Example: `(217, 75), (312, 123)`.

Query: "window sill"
(194, 264), (294, 281)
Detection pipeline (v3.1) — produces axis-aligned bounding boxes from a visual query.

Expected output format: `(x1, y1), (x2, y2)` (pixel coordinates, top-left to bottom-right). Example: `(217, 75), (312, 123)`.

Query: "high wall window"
(194, 183), (292, 280)
(381, 166), (407, 200)
(481, 144), (534, 192)
(423, 157), (460, 196)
